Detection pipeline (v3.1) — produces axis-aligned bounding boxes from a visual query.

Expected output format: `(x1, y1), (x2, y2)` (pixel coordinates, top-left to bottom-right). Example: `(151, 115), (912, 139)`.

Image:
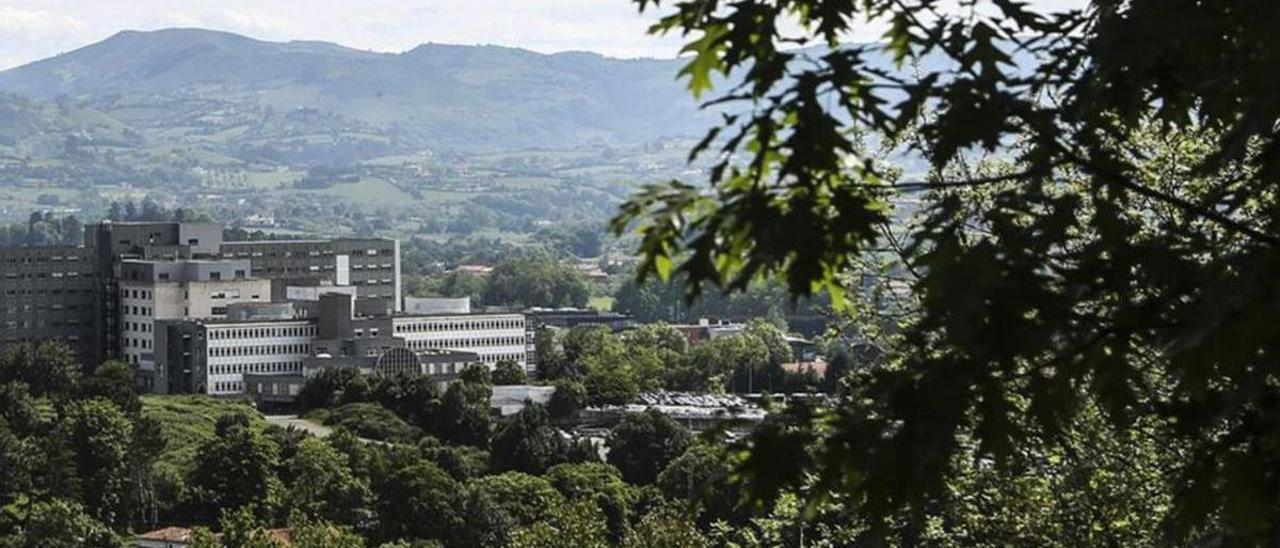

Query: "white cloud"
(0, 5), (85, 32)
(0, 5), (91, 69)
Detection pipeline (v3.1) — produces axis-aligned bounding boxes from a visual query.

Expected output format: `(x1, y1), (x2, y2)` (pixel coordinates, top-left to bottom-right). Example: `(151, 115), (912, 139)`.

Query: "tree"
(618, 326), (684, 391)
(288, 514), (368, 548)
(0, 418), (38, 504)
(319, 403), (420, 443)
(616, 0), (1280, 541)
(490, 403), (569, 475)
(437, 367), (492, 448)
(508, 500), (608, 548)
(283, 437), (374, 528)
(51, 398), (133, 526)
(533, 328), (567, 380)
(299, 368), (368, 409)
(126, 414), (167, 530)
(482, 255), (589, 308)
(197, 506), (287, 548)
(623, 505), (711, 548)
(0, 381), (41, 436)
(547, 380), (587, 423)
(375, 459), (463, 543)
(620, 323), (689, 357)
(437, 271), (486, 304)
(561, 326), (621, 366)
(544, 462), (636, 543)
(370, 373), (441, 431)
(418, 437), (491, 482)
(80, 361), (141, 415)
(657, 441), (744, 526)
(491, 359), (527, 385)
(0, 341), (81, 399)
(188, 413), (282, 517)
(741, 319), (793, 392)
(561, 326), (642, 405)
(461, 472), (566, 547)
(678, 335), (767, 393)
(3, 499), (123, 548)
(606, 409), (692, 485)
(580, 364), (639, 408)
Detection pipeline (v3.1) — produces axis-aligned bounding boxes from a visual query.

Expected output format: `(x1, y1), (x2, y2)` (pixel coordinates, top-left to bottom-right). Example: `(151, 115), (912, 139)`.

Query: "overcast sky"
(0, 0), (1086, 70)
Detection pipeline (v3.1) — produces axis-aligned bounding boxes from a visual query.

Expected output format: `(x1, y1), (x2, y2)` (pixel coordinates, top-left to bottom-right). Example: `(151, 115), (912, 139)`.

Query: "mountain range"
(0, 28), (712, 150)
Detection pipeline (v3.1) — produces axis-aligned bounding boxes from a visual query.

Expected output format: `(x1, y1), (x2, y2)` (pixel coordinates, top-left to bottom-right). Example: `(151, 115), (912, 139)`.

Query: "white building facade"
(118, 259), (271, 390)
(391, 313), (528, 370)
(203, 320), (317, 395)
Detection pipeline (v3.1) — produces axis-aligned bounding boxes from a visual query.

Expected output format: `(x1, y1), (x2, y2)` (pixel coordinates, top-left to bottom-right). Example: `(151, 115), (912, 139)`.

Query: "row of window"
(1, 335), (81, 344)
(219, 247), (391, 259)
(2, 271), (89, 279)
(125, 289), (152, 300)
(476, 353), (525, 364)
(2, 288), (93, 297)
(124, 321), (152, 333)
(209, 361), (301, 376)
(211, 381), (244, 394)
(407, 338), (526, 350)
(207, 343), (312, 358)
(208, 325), (317, 340)
(3, 304), (86, 313)
(125, 305), (153, 316)
(253, 381), (302, 397)
(5, 320), (84, 329)
(124, 337), (151, 349)
(395, 318), (524, 333)
(2, 255), (84, 263)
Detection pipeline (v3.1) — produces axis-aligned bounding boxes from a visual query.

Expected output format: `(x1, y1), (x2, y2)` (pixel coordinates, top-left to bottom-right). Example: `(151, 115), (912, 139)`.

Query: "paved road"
(264, 415), (333, 437)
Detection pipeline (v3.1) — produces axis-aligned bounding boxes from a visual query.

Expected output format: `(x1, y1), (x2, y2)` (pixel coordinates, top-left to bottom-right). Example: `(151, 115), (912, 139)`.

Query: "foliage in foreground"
(617, 0), (1280, 541)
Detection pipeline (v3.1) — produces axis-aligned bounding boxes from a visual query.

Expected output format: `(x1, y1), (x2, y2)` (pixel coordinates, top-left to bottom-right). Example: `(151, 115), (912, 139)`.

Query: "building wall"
(220, 239), (400, 310)
(119, 277), (272, 377)
(203, 321), (316, 395)
(158, 312), (526, 396)
(404, 296), (471, 315)
(0, 246), (101, 364)
(392, 314), (527, 370)
(1, 223), (400, 367)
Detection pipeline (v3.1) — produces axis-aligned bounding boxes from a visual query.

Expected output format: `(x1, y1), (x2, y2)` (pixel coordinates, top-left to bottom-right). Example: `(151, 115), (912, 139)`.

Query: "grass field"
(308, 177), (416, 206)
(244, 170), (304, 190)
(589, 296), (615, 312)
(142, 395), (264, 475)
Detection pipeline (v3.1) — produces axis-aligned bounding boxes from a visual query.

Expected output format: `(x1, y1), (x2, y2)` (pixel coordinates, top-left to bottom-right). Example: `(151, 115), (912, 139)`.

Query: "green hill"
(141, 395), (265, 476)
(0, 28), (710, 150)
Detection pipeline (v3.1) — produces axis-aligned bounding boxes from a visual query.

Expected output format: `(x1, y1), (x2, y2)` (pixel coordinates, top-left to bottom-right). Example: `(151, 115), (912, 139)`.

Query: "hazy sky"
(0, 0), (1086, 70)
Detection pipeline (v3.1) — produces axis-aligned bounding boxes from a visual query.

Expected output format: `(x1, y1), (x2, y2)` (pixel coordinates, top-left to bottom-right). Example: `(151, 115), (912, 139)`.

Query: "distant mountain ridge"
(0, 28), (712, 149)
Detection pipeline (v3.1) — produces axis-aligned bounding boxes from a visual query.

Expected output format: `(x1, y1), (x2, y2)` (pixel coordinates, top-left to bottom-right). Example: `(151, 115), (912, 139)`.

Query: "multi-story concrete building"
(219, 238), (400, 310)
(0, 246), (101, 364)
(118, 259), (273, 389)
(155, 293), (529, 397)
(156, 314), (317, 395)
(391, 314), (528, 367)
(0, 221), (400, 369)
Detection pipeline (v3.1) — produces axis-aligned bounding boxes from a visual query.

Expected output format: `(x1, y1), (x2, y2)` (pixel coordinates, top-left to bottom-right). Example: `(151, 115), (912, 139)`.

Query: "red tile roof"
(137, 526), (194, 542)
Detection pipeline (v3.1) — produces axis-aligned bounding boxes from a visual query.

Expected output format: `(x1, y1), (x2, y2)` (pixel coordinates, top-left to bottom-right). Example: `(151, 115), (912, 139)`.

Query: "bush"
(321, 403), (420, 443)
(492, 360), (528, 385)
